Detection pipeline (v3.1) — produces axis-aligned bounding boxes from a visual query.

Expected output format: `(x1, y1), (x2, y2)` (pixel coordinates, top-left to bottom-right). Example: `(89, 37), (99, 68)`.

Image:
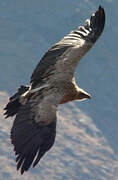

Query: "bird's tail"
(4, 85), (29, 118)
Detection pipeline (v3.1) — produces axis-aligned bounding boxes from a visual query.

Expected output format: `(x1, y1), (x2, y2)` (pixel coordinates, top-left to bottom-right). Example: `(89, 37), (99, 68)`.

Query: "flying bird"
(4, 6), (105, 174)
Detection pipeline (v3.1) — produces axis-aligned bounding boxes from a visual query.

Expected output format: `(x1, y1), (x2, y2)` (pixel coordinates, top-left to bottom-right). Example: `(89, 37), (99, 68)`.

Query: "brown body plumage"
(4, 6), (105, 174)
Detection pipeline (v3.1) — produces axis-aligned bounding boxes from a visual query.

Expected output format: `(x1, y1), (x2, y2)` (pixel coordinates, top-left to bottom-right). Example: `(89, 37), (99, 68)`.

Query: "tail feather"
(4, 85), (29, 118)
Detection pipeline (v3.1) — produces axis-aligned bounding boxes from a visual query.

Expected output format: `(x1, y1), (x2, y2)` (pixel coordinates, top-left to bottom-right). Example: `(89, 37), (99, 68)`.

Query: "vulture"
(4, 6), (105, 174)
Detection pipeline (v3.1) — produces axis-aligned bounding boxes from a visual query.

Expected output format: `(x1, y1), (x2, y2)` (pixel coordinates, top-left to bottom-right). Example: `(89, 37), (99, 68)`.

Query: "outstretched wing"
(6, 6), (105, 175)
(31, 6), (105, 88)
(11, 88), (62, 174)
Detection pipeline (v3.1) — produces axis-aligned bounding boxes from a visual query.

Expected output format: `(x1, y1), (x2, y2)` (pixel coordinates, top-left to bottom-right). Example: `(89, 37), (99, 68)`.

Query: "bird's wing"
(9, 6), (105, 174)
(11, 88), (62, 174)
(31, 6), (105, 88)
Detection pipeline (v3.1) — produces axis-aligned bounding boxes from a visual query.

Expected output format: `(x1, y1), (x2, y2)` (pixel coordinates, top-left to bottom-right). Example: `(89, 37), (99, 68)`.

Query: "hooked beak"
(78, 90), (91, 101)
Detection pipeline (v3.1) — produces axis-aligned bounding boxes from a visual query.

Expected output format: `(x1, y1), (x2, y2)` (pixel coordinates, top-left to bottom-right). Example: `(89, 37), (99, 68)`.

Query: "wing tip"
(89, 5), (105, 43)
(99, 5), (103, 10)
(98, 5), (105, 20)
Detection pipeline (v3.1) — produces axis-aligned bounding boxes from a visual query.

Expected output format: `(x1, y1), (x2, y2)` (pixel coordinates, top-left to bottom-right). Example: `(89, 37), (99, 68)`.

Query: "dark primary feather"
(11, 102), (56, 174)
(4, 6), (105, 175)
(89, 6), (105, 43)
(60, 6), (105, 44)
(30, 6), (105, 89)
(9, 83), (61, 174)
